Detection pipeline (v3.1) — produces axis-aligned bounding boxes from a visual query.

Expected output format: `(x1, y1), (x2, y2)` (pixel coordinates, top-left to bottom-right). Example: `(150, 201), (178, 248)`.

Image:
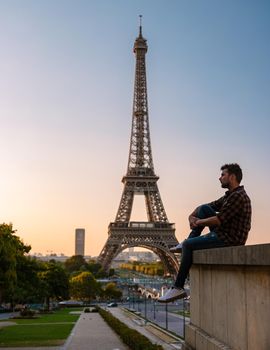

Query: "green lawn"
(13, 308), (81, 324)
(0, 308), (82, 347)
(172, 310), (190, 317)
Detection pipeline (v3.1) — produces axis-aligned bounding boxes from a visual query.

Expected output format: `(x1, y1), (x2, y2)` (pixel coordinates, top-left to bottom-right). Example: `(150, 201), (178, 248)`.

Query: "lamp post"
(144, 292), (147, 319)
(165, 302), (168, 330)
(183, 298), (185, 339)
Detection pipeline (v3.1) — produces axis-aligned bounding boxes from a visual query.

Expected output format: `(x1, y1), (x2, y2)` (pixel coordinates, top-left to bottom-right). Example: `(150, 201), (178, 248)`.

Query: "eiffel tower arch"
(99, 21), (179, 276)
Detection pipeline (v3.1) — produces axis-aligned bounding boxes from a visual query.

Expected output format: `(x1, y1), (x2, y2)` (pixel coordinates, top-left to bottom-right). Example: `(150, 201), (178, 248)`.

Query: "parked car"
(59, 300), (83, 307)
(107, 302), (118, 307)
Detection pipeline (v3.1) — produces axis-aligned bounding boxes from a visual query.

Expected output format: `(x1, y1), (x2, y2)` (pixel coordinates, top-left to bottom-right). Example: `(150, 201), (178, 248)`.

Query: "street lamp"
(138, 293), (141, 312)
(165, 302), (168, 330)
(183, 298), (185, 339)
(128, 286), (131, 309)
(144, 291), (147, 319)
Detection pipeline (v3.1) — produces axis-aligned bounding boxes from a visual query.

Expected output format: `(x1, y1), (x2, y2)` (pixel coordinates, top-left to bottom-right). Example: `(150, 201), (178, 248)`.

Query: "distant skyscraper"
(75, 228), (85, 256)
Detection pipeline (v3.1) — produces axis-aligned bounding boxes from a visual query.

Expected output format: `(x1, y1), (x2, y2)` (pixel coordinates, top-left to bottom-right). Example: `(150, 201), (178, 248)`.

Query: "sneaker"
(169, 242), (183, 253)
(158, 287), (187, 303)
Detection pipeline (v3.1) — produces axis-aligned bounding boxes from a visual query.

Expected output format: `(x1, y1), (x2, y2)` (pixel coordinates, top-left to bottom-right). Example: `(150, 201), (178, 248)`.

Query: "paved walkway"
(64, 312), (128, 350)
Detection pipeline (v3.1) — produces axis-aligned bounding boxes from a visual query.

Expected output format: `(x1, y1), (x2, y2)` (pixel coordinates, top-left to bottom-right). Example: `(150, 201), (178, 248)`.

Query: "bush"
(20, 308), (36, 318)
(84, 308), (90, 313)
(98, 307), (163, 350)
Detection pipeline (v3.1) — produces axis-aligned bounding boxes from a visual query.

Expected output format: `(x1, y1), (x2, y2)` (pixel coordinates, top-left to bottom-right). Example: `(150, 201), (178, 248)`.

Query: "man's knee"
(197, 204), (216, 219)
(183, 236), (205, 252)
(182, 238), (192, 251)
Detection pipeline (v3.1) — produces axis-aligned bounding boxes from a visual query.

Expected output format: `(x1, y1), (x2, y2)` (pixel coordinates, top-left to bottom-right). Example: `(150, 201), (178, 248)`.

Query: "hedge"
(98, 307), (164, 350)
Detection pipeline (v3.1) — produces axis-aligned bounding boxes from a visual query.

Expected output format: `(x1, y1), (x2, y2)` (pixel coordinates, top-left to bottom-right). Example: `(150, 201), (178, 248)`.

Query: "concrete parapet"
(184, 244), (270, 350)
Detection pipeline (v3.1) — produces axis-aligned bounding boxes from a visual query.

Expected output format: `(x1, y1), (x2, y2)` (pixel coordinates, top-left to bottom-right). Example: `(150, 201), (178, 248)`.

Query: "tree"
(0, 223), (30, 303)
(70, 271), (100, 302)
(12, 256), (44, 304)
(64, 255), (87, 274)
(103, 282), (122, 301)
(39, 261), (69, 309)
(87, 260), (107, 278)
(108, 268), (115, 277)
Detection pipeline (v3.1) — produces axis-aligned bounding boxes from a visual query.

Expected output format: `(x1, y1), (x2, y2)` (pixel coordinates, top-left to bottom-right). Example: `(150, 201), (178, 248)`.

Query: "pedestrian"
(158, 163), (252, 303)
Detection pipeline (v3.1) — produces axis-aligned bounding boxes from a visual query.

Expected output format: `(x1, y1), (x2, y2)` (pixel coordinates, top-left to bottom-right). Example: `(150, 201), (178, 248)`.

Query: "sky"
(0, 0), (269, 257)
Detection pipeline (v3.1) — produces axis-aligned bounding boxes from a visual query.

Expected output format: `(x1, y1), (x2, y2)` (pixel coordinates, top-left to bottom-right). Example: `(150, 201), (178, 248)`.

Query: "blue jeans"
(174, 205), (226, 288)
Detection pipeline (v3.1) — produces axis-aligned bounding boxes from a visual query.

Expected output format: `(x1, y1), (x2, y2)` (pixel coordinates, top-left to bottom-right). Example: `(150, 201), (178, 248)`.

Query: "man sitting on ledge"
(158, 163), (252, 303)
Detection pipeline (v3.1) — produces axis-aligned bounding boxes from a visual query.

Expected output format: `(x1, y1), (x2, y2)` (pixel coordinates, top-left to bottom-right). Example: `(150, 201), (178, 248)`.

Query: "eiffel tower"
(99, 20), (179, 276)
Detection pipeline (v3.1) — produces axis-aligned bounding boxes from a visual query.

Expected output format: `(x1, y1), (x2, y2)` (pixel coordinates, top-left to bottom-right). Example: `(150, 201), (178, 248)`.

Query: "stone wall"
(184, 244), (270, 350)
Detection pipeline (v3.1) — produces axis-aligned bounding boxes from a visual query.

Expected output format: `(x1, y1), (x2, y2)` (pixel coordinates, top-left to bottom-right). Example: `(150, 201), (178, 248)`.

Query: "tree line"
(0, 224), (121, 309)
(120, 261), (164, 276)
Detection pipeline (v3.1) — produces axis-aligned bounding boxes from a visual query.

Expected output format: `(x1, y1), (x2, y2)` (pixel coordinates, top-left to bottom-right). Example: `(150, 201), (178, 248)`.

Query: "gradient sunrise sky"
(1, 0), (269, 256)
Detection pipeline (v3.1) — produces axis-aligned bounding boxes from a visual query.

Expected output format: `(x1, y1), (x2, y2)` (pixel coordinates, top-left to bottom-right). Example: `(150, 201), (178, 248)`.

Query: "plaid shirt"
(207, 186), (251, 245)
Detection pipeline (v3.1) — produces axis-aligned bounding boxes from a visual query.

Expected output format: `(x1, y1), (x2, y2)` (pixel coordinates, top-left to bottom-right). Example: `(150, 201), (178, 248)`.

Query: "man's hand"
(195, 216), (221, 228)
(188, 206), (221, 230)
(189, 215), (199, 229)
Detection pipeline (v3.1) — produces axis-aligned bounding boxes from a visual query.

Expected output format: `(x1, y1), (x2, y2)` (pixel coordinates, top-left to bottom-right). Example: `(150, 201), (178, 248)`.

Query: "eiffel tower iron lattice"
(98, 22), (179, 276)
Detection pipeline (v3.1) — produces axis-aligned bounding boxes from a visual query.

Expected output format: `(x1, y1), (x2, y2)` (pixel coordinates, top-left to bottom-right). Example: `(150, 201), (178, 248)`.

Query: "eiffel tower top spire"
(139, 14), (142, 36)
(127, 16), (154, 176)
(133, 15), (147, 51)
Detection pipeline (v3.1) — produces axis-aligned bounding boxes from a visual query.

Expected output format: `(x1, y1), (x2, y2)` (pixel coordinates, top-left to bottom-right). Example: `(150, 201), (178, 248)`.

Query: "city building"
(75, 228), (85, 256)
(32, 253), (69, 262)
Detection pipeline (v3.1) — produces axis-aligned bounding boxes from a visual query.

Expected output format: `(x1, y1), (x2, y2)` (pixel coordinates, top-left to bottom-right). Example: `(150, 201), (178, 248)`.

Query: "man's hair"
(221, 163), (243, 183)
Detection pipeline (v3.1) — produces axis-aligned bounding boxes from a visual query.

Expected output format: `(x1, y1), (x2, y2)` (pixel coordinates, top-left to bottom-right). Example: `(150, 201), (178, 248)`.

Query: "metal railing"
(127, 289), (188, 338)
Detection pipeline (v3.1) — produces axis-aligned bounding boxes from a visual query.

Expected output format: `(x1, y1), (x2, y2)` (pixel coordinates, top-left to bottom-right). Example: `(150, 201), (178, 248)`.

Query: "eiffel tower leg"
(99, 240), (122, 272)
(152, 248), (179, 278)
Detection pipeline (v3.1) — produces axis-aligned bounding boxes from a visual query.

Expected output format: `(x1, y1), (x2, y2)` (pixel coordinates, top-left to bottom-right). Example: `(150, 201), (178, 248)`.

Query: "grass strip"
(0, 308), (81, 347)
(98, 307), (164, 350)
(172, 310), (190, 317)
(13, 311), (80, 324)
(0, 324), (74, 347)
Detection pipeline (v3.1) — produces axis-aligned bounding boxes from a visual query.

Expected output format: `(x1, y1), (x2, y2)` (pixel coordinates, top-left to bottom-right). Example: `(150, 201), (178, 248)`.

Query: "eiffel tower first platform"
(98, 21), (179, 276)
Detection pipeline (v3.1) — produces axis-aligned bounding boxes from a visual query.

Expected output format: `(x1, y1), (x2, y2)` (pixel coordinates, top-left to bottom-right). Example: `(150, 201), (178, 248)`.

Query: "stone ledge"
(184, 324), (232, 350)
(193, 243), (270, 266)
